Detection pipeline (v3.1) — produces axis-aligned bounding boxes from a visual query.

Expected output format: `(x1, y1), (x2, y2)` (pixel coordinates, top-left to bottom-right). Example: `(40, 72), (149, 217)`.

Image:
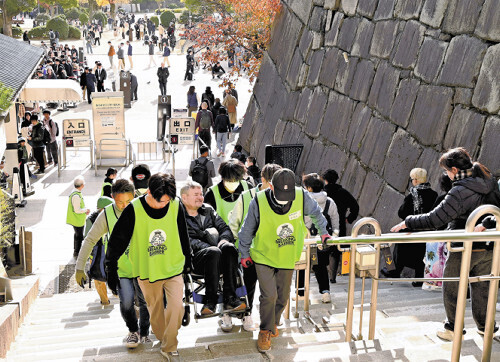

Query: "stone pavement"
(15, 16), (252, 295)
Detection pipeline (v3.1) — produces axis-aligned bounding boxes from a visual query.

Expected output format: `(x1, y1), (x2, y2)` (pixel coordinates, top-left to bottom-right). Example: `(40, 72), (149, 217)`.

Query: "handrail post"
(477, 205), (500, 361)
(345, 243), (356, 342)
(368, 223), (382, 340)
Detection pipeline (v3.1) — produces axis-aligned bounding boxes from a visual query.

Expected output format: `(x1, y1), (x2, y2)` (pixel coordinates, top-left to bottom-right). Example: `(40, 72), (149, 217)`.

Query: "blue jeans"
(216, 132), (228, 154)
(118, 277), (150, 337)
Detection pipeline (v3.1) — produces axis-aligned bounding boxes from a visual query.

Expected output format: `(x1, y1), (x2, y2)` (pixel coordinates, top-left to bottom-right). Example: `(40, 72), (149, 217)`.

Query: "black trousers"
(391, 243), (426, 278)
(131, 86), (138, 101)
(193, 243), (239, 305)
(198, 129), (211, 150)
(33, 147), (45, 172)
(97, 81), (104, 92)
(73, 225), (84, 255)
(159, 81), (166, 95)
(243, 262), (257, 311)
(87, 88), (93, 103)
(297, 247), (331, 294)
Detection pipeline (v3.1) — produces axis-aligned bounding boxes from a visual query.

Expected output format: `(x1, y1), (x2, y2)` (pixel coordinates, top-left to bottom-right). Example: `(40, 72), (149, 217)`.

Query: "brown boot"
(271, 325), (279, 338)
(257, 330), (272, 352)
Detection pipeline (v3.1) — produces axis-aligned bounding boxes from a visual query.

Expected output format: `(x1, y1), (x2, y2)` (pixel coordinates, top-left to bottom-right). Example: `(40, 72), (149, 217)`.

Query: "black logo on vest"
(275, 223), (295, 247)
(148, 229), (167, 256)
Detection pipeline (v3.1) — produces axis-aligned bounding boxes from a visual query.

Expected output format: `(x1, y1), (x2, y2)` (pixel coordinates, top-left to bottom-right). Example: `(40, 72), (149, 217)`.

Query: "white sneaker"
(321, 292), (331, 303)
(220, 313), (233, 332)
(242, 314), (256, 331)
(140, 336), (152, 343)
(125, 331), (140, 348)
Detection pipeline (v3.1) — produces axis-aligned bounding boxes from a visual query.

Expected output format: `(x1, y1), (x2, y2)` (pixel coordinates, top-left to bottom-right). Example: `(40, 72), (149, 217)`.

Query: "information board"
(169, 117), (195, 145)
(92, 92), (126, 158)
(63, 119), (91, 148)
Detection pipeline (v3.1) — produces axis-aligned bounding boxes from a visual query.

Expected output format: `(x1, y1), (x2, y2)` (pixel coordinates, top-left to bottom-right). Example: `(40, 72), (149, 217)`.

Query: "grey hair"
(74, 175), (85, 188)
(180, 181), (203, 196)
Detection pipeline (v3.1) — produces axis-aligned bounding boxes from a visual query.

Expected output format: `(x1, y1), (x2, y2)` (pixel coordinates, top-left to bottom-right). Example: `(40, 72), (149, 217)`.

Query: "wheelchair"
(182, 268), (251, 326)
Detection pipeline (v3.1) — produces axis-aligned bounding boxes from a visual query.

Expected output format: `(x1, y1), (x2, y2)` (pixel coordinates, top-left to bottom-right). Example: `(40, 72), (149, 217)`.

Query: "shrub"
(160, 10), (176, 27)
(179, 10), (189, 24)
(79, 12), (89, 25)
(12, 27), (22, 38)
(35, 13), (51, 25)
(28, 26), (49, 39)
(150, 15), (159, 27)
(46, 16), (69, 39)
(173, 9), (183, 13)
(65, 7), (81, 21)
(68, 26), (81, 39)
(92, 11), (107, 26)
(167, 4), (178, 8)
(56, 14), (67, 21)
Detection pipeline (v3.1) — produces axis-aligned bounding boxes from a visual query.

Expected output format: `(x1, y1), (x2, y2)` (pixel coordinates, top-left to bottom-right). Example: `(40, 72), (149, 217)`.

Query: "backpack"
(310, 199), (334, 236)
(88, 239), (107, 282)
(50, 120), (59, 137)
(192, 159), (209, 187)
(200, 110), (212, 129)
(42, 125), (51, 145)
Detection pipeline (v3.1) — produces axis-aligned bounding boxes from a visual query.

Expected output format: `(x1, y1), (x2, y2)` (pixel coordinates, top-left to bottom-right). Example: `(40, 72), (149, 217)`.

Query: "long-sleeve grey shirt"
(76, 204), (122, 271)
(238, 189), (328, 259)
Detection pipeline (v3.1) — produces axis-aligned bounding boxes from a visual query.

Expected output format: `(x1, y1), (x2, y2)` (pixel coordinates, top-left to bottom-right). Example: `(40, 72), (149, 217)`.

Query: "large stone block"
(294, 87), (314, 124)
(420, 0), (450, 28)
(303, 140), (328, 174)
(295, 134), (314, 176)
(324, 0), (341, 10)
(475, 0), (500, 42)
(443, 106), (486, 155)
(324, 12), (344, 47)
(383, 129), (423, 192)
(319, 47), (344, 89)
(370, 20), (400, 59)
(351, 18), (375, 59)
(336, 17), (361, 52)
(453, 88), (473, 106)
(372, 185), (405, 232)
(390, 78), (420, 128)
(283, 91), (300, 121)
(321, 91), (356, 147)
(306, 49), (325, 86)
(359, 116), (396, 173)
(414, 37), (448, 83)
(442, 0), (482, 35)
(288, 0), (314, 24)
(368, 61), (401, 119)
(273, 119), (287, 145)
(304, 87), (329, 138)
(349, 59), (375, 102)
(320, 143), (350, 174)
(472, 44), (500, 114)
(438, 35), (488, 88)
(477, 116), (500, 175)
(408, 85), (453, 146)
(334, 57), (359, 95)
(357, 0), (378, 18)
(340, 156), (367, 199)
(239, 97), (259, 151)
(298, 29), (314, 59)
(347, 103), (372, 155)
(374, 0), (396, 20)
(391, 20), (425, 69)
(358, 171), (384, 216)
(341, 0), (359, 16)
(309, 6), (327, 32)
(394, 0), (423, 20)
(253, 54), (275, 109)
(285, 49), (303, 90)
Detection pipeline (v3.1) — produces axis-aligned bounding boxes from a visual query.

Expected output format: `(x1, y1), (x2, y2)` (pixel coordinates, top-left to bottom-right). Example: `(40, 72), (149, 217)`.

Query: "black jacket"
(398, 184), (438, 220)
(214, 114), (231, 133)
(95, 68), (107, 82)
(406, 176), (498, 249)
(157, 66), (169, 82)
(184, 204), (234, 254)
(31, 122), (45, 148)
(324, 183), (359, 237)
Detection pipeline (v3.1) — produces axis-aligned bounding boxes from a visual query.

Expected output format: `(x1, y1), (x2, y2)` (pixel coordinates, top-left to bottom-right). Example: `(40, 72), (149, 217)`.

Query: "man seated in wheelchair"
(181, 181), (246, 318)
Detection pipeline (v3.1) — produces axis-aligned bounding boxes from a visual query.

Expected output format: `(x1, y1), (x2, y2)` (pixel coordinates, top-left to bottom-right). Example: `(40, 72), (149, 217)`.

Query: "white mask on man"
(275, 199), (288, 205)
(224, 181), (239, 192)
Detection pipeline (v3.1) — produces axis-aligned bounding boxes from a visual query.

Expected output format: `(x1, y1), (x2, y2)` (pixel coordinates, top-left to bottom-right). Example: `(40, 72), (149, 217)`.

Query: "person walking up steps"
(105, 173), (192, 360)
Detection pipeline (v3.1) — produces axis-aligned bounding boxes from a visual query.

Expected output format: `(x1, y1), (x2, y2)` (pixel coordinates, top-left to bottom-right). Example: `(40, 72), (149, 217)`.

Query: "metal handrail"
(97, 137), (129, 169)
(163, 136), (176, 177)
(325, 205), (500, 362)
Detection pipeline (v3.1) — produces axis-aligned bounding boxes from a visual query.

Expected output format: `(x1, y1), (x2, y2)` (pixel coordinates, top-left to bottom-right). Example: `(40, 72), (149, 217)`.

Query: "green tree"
(0, 81), (14, 113)
(1, 0), (37, 37)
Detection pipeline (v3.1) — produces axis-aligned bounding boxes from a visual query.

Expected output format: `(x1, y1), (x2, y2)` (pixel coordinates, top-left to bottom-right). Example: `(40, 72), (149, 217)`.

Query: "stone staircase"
(5, 276), (500, 361)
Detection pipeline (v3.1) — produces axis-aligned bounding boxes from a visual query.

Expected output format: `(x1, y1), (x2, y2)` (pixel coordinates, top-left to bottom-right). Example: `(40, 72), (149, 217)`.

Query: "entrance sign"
(63, 119), (91, 148)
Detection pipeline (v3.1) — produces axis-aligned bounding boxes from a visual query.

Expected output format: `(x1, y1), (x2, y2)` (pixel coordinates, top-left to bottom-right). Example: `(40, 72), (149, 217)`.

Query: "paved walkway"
(15, 16), (252, 295)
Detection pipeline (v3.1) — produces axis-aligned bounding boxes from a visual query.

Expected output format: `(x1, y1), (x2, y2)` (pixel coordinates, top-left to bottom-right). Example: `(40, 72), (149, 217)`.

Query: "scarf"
(453, 168), (474, 182)
(410, 182), (432, 214)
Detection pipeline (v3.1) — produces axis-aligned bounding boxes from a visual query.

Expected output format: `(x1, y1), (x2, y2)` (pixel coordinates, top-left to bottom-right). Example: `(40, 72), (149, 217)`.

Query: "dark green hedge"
(28, 26), (49, 39)
(68, 26), (81, 39)
(92, 11), (107, 26)
(160, 10), (176, 27)
(150, 16), (159, 27)
(46, 16), (69, 38)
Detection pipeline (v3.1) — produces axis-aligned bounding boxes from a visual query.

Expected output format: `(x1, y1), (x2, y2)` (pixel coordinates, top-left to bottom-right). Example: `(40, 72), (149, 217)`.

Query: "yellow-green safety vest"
(104, 204), (133, 278)
(210, 181), (249, 224)
(66, 191), (86, 227)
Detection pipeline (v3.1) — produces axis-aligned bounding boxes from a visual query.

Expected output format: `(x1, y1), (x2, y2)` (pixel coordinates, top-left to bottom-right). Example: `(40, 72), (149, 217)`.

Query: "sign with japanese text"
(169, 117), (195, 145)
(63, 119), (90, 138)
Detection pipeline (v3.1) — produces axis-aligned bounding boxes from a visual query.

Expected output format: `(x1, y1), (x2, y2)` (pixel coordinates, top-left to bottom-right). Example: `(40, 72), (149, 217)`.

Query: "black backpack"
(42, 126), (51, 145)
(192, 159), (209, 187)
(310, 199), (334, 236)
(88, 239), (107, 282)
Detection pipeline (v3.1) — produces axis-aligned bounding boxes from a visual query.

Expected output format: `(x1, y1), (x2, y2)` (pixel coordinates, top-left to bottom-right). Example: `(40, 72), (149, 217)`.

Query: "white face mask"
(224, 181), (239, 192)
(275, 199), (288, 205)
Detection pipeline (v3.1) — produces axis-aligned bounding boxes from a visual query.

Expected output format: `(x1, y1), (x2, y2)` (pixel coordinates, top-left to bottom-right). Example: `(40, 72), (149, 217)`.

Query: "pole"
(345, 243), (356, 342)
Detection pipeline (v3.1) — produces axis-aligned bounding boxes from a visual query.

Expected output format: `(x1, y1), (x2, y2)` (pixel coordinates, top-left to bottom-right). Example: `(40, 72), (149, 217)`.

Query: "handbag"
(227, 104), (236, 113)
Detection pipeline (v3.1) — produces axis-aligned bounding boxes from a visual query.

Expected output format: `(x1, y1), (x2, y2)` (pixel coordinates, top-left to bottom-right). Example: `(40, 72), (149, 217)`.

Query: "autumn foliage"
(184, 0), (281, 85)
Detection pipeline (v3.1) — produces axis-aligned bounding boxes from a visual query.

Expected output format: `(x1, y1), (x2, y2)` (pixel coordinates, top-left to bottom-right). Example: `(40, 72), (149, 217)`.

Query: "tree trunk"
(3, 12), (13, 37)
(89, 0), (96, 20)
(110, 3), (116, 22)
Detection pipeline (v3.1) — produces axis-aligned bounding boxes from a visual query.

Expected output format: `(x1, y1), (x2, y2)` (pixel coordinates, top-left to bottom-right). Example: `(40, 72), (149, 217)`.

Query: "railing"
(317, 205), (500, 362)
(163, 136), (176, 177)
(95, 137), (130, 176)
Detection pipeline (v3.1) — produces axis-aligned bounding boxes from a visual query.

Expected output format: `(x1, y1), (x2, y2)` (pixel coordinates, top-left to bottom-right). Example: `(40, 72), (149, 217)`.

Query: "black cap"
(131, 164), (151, 189)
(271, 168), (296, 202)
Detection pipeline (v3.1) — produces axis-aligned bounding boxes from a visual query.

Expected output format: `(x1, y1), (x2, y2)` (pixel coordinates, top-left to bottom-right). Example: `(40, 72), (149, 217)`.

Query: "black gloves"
(106, 262), (120, 296)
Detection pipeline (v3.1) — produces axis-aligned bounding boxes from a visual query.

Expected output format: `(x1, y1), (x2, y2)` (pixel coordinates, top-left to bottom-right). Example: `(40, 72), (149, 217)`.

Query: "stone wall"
(239, 0), (500, 231)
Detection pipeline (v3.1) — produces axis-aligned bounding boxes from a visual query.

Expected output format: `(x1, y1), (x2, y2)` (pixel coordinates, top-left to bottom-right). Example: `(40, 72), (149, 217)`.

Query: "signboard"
(92, 92), (126, 158)
(63, 119), (91, 148)
(169, 117), (195, 145)
(172, 108), (188, 118)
